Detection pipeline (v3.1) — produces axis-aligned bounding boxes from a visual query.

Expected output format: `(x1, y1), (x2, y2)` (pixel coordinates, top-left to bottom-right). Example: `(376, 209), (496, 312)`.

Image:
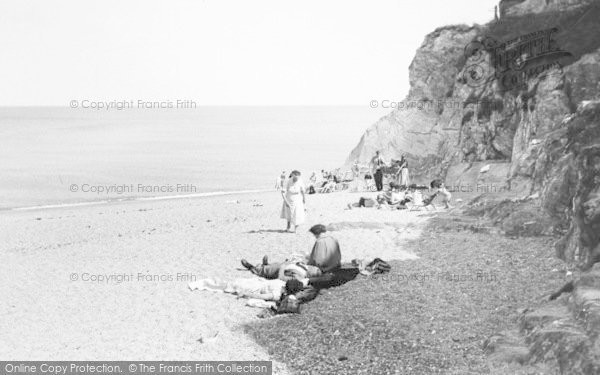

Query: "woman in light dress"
(280, 170), (306, 233)
(397, 154), (410, 187)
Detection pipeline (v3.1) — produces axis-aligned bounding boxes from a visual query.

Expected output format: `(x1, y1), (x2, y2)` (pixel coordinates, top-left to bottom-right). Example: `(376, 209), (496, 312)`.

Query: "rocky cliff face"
(346, 0), (600, 265)
(345, 25), (480, 179)
(499, 0), (595, 17)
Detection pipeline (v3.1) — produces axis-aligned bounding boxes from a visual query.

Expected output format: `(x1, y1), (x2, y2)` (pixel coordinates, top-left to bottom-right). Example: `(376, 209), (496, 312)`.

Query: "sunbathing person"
(241, 257), (323, 280)
(346, 196), (378, 209)
(275, 265), (361, 313)
(241, 224), (341, 280)
(188, 276), (303, 301)
(349, 183), (410, 210)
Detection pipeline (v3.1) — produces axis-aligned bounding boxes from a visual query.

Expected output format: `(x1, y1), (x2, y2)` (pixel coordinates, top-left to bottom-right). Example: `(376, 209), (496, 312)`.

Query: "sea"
(0, 106), (389, 210)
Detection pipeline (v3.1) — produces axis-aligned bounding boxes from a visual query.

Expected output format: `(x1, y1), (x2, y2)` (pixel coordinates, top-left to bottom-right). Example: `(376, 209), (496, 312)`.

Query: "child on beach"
(430, 179), (452, 209)
(188, 277), (302, 301)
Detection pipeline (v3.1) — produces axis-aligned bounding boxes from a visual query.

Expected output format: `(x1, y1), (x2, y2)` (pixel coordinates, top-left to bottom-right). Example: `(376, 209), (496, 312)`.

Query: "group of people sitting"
(277, 169), (343, 196)
(189, 224), (390, 313)
(309, 170), (345, 194)
(347, 179), (453, 210)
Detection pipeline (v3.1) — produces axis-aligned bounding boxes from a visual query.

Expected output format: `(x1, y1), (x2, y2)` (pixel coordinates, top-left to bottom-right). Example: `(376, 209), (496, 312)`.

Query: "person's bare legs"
(188, 278), (228, 292)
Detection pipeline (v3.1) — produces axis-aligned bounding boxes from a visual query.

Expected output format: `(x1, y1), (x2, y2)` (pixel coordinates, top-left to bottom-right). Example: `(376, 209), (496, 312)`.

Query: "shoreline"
(2, 188), (274, 213)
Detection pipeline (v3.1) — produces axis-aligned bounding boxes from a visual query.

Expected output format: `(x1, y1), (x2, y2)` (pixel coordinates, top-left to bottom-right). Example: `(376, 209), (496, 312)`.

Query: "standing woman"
(399, 154), (410, 187)
(280, 170), (306, 233)
(351, 160), (361, 192)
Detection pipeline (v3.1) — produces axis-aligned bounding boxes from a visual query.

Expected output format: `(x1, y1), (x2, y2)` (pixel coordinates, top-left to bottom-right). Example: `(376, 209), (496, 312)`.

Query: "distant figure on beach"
(319, 176), (336, 193)
(398, 154), (410, 187)
(308, 172), (318, 194)
(275, 171), (287, 191)
(280, 170), (306, 232)
(430, 179), (452, 209)
(351, 160), (361, 191)
(370, 151), (386, 191)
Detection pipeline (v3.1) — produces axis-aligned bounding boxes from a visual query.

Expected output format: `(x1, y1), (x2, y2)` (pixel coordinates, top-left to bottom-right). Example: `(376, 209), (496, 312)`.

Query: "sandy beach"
(0, 190), (432, 371)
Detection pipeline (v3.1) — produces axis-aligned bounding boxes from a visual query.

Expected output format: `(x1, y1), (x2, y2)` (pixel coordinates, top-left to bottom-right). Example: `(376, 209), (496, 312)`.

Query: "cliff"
(499, 0), (596, 17)
(345, 2), (600, 371)
(346, 0), (600, 265)
(346, 25), (480, 178)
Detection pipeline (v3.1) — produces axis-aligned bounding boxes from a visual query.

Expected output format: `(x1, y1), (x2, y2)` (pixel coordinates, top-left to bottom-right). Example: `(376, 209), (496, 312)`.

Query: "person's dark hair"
(430, 179), (442, 189)
(285, 279), (304, 294)
(309, 224), (327, 236)
(291, 170), (301, 176)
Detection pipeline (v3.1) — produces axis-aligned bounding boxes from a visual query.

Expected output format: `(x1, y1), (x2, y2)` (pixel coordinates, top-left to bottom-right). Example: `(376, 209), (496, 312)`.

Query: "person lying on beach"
(346, 196), (378, 209)
(241, 224), (341, 280)
(241, 257), (323, 281)
(188, 277), (302, 301)
(347, 183), (409, 210)
(275, 265), (361, 313)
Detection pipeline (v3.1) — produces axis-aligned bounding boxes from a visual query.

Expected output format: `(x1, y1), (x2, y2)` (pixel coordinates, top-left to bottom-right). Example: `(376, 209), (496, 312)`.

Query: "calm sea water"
(0, 106), (388, 210)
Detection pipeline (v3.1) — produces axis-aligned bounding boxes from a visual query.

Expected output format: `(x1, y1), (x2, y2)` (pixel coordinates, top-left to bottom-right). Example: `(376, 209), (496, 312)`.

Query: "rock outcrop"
(499, 0), (596, 17)
(345, 25), (480, 180)
(346, 0), (600, 266)
(486, 265), (600, 374)
(346, 4), (600, 370)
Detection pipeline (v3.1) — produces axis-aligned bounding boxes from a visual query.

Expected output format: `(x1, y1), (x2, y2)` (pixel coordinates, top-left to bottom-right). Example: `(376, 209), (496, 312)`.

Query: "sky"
(0, 0), (500, 106)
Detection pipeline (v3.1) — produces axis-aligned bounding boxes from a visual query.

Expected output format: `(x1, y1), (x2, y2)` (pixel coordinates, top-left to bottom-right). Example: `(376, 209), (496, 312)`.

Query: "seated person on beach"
(241, 224), (341, 277)
(307, 224), (341, 272)
(188, 276), (302, 301)
(307, 172), (318, 194)
(430, 179), (452, 209)
(319, 177), (336, 193)
(383, 182), (406, 205)
(347, 196), (378, 209)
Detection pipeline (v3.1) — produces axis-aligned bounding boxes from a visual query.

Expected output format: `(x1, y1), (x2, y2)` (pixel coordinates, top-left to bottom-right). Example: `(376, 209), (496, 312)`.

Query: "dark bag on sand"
(359, 197), (376, 208)
(276, 296), (301, 314)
